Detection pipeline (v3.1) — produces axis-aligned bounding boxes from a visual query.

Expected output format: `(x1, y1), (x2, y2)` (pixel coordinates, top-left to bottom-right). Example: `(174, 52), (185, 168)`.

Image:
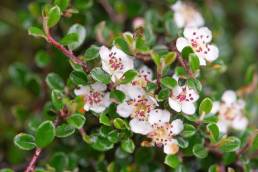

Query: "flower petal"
(129, 118), (153, 135)
(176, 37), (190, 52)
(92, 82), (107, 91)
(117, 85), (144, 100)
(139, 65), (153, 81)
(198, 27), (212, 43)
(217, 119), (229, 133)
(186, 87), (199, 102)
(205, 45), (219, 62)
(171, 119), (184, 135)
(183, 27), (198, 40)
(163, 139), (179, 155)
(168, 98), (182, 112)
(148, 109), (171, 124)
(74, 86), (90, 96)
(211, 101), (220, 114)
(116, 102), (133, 118)
(232, 116), (248, 131)
(90, 105), (106, 113)
(181, 101), (196, 115)
(222, 90), (236, 105)
(174, 13), (185, 28)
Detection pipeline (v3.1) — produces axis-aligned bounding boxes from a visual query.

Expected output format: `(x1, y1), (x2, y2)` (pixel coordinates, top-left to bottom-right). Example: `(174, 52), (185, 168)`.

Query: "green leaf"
(177, 137), (189, 149)
(67, 113), (86, 129)
(181, 46), (194, 59)
(110, 90), (125, 103)
(84, 45), (100, 61)
(207, 123), (219, 142)
(119, 69), (138, 84)
(67, 24), (86, 50)
(146, 82), (157, 92)
(162, 52), (177, 66)
(46, 73), (64, 90)
(54, 0), (69, 11)
(90, 67), (111, 84)
(121, 139), (135, 153)
(114, 37), (130, 54)
(208, 165), (218, 172)
(161, 77), (177, 89)
(187, 79), (202, 92)
(0, 168), (14, 172)
(219, 137), (241, 152)
(157, 88), (170, 101)
(49, 152), (68, 172)
(47, 6), (61, 28)
(60, 33), (78, 45)
(99, 114), (111, 126)
(164, 155), (181, 168)
(55, 123), (75, 138)
(189, 53), (200, 72)
(35, 121), (55, 148)
(151, 53), (160, 66)
(135, 37), (149, 52)
(193, 144), (208, 159)
(14, 133), (36, 150)
(199, 97), (213, 115)
(35, 50), (50, 68)
(251, 135), (258, 151)
(182, 124), (196, 138)
(51, 90), (64, 110)
(28, 26), (45, 38)
(113, 118), (127, 129)
(90, 135), (114, 151)
(69, 70), (88, 85)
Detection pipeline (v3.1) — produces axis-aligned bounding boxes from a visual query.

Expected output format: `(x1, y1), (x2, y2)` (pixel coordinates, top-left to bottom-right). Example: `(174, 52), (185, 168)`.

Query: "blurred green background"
(0, 0), (257, 171)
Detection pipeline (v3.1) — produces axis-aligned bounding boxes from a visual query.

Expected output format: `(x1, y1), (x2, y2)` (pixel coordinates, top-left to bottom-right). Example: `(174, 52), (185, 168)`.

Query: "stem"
(24, 148), (42, 172)
(46, 34), (90, 72)
(175, 52), (194, 78)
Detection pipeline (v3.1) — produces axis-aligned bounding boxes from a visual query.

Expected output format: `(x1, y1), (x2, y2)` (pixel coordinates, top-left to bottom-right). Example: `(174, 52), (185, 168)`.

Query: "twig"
(46, 33), (90, 73)
(167, 42), (194, 78)
(98, 0), (125, 23)
(24, 148), (42, 172)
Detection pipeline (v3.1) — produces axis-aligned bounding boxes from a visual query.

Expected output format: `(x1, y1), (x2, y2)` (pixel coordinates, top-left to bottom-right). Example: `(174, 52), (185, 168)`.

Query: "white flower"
(176, 27), (219, 65)
(116, 85), (157, 135)
(147, 109), (184, 154)
(214, 90), (248, 133)
(168, 84), (199, 115)
(99, 46), (134, 82)
(133, 17), (145, 29)
(131, 65), (154, 89)
(74, 82), (111, 113)
(171, 1), (204, 28)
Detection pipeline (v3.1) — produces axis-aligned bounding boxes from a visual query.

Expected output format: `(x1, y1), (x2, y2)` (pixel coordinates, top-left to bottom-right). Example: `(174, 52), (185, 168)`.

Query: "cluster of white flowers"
(212, 90), (248, 133)
(172, 1), (219, 66)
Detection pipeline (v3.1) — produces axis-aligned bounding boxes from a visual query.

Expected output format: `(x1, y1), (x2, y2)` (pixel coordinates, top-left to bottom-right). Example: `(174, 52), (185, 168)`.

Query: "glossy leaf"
(14, 133), (36, 150)
(35, 121), (55, 148)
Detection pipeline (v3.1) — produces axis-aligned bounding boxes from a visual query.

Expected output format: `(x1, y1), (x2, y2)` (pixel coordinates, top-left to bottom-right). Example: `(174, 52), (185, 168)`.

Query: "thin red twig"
(24, 148), (42, 172)
(46, 34), (90, 73)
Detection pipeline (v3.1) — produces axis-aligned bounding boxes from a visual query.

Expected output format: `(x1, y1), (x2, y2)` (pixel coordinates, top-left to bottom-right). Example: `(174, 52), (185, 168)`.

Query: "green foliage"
(47, 6), (61, 28)
(14, 133), (36, 150)
(90, 67), (111, 84)
(35, 121), (55, 148)
(67, 113), (86, 129)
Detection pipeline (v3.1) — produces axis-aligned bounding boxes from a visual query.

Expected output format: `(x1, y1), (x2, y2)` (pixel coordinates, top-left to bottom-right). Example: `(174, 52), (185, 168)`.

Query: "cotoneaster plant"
(4, 0), (257, 172)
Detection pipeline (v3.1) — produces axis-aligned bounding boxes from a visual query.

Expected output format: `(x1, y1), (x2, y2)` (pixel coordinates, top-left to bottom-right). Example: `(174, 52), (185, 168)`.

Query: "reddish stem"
(46, 34), (90, 73)
(175, 51), (194, 78)
(24, 148), (42, 172)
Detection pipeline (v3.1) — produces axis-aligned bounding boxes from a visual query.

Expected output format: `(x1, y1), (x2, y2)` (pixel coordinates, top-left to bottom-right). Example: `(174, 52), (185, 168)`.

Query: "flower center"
(129, 96), (153, 121)
(173, 87), (194, 102)
(85, 90), (103, 106)
(108, 52), (124, 71)
(190, 33), (211, 55)
(148, 123), (174, 147)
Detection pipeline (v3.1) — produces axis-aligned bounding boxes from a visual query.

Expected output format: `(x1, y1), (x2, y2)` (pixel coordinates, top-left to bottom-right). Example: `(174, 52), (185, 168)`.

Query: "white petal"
(205, 45), (219, 62)
(111, 71), (124, 82)
(171, 119), (184, 135)
(197, 55), (207, 66)
(168, 98), (182, 112)
(211, 101), (220, 114)
(148, 109), (171, 124)
(222, 90), (237, 105)
(172, 85), (183, 97)
(186, 87), (199, 102)
(116, 102), (133, 118)
(181, 101), (196, 115)
(188, 13), (204, 28)
(174, 13), (185, 28)
(102, 93), (112, 107)
(236, 99), (245, 109)
(99, 46), (110, 62)
(198, 27), (212, 43)
(232, 116), (248, 131)
(92, 82), (107, 91)
(217, 120), (229, 133)
(117, 85), (144, 100)
(90, 105), (106, 113)
(74, 86), (90, 96)
(176, 37), (189, 52)
(171, 1), (182, 11)
(183, 27), (198, 40)
(129, 119), (153, 135)
(139, 65), (153, 81)
(163, 139), (179, 155)
(83, 103), (90, 111)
